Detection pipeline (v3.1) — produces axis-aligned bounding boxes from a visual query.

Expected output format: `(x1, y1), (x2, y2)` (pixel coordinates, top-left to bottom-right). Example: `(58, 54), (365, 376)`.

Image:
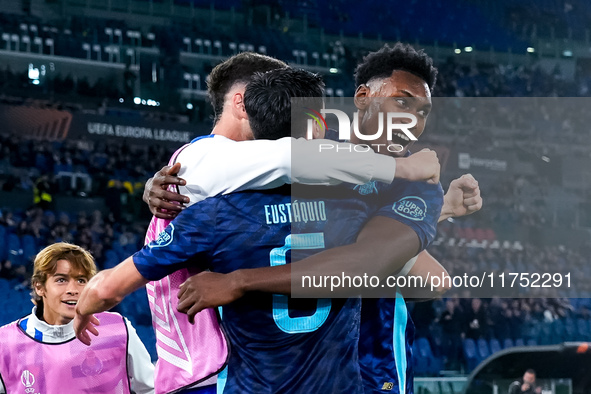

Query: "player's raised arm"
(144, 137), (440, 212)
(401, 173), (483, 300)
(74, 257), (149, 345)
(177, 174), (483, 316)
(439, 173), (482, 221)
(291, 141), (440, 185)
(176, 215), (422, 320)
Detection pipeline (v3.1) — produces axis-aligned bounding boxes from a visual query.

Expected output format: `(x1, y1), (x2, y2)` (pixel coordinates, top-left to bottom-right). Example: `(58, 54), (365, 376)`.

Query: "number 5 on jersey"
(270, 233), (332, 334)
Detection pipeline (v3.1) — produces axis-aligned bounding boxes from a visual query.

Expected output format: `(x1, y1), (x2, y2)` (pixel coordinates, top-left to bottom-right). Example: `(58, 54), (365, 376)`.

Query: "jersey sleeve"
(133, 201), (215, 281)
(376, 181), (444, 252)
(176, 135), (396, 205)
(291, 138), (396, 185)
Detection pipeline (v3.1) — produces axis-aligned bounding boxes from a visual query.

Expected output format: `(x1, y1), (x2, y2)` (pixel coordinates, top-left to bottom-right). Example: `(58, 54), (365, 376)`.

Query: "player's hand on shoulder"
(177, 271), (246, 324)
(395, 148), (440, 184)
(444, 173), (483, 218)
(144, 162), (190, 219)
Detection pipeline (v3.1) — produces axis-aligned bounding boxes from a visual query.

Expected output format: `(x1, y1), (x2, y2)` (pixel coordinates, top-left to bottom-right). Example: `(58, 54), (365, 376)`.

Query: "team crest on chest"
(150, 224), (175, 248)
(21, 370), (39, 393)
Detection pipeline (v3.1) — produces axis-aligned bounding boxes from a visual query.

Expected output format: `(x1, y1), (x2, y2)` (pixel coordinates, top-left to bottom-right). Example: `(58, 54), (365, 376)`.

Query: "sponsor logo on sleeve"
(392, 196), (427, 221)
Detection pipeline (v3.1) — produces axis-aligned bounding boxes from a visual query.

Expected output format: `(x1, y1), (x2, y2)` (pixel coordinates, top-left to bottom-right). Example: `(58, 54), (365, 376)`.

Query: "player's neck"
(211, 116), (251, 142)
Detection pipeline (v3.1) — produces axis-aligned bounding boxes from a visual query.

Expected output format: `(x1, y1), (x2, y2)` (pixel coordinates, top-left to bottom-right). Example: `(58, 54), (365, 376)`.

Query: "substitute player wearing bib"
(0, 243), (154, 394)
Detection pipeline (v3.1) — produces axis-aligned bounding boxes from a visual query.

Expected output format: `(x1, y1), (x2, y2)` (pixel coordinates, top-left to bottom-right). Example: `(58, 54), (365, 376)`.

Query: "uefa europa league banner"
(0, 103), (207, 146)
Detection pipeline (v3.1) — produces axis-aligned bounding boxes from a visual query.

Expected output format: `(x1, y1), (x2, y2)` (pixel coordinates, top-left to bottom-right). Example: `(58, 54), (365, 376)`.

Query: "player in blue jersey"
(173, 43), (482, 394)
(74, 67), (444, 393)
(140, 52), (440, 394)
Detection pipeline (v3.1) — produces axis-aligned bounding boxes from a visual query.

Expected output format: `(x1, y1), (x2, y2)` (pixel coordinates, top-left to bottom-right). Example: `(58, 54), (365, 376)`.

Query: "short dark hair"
(206, 52), (287, 124)
(525, 369), (536, 375)
(354, 43), (438, 92)
(244, 68), (324, 140)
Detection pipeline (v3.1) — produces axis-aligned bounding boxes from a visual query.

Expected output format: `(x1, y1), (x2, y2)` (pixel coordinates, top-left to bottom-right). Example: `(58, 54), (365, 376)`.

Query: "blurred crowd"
(411, 294), (581, 371)
(0, 134), (174, 202)
(0, 206), (145, 282)
(1, 0), (591, 375)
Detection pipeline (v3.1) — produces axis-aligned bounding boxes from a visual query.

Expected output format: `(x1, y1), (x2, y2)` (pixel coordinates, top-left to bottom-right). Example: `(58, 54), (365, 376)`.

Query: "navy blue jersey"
(133, 150), (443, 394)
(134, 185), (380, 394)
(360, 178), (443, 394)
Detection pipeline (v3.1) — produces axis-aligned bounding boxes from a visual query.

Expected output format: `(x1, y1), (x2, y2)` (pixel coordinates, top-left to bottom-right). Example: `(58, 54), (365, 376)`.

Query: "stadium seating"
(463, 339), (480, 371)
(7, 233), (24, 266)
(476, 338), (491, 361)
(21, 234), (38, 263)
(576, 318), (590, 341)
(489, 338), (502, 354)
(415, 337), (444, 375)
(2, 0), (591, 379)
(0, 225), (6, 261)
(503, 338), (515, 349)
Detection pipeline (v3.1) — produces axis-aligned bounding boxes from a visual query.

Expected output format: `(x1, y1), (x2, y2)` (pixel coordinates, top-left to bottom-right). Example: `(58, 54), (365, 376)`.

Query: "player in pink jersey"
(0, 242), (154, 394)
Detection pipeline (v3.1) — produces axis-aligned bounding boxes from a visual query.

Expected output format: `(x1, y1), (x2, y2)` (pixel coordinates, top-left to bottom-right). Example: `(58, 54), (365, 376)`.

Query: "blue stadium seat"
(135, 324), (157, 362)
(0, 225), (7, 260)
(0, 279), (9, 293)
(111, 240), (127, 261)
(463, 338), (479, 371)
(503, 338), (515, 349)
(412, 341), (429, 374)
(416, 337), (443, 375)
(103, 250), (120, 269)
(526, 339), (538, 347)
(430, 324), (444, 357)
(21, 235), (38, 263)
(551, 319), (566, 342)
(564, 318), (577, 341)
(577, 318), (590, 341)
(7, 234), (24, 266)
(537, 323), (553, 345)
(515, 338), (525, 347)
(489, 338), (502, 354)
(476, 338), (490, 361)
(132, 288), (151, 326)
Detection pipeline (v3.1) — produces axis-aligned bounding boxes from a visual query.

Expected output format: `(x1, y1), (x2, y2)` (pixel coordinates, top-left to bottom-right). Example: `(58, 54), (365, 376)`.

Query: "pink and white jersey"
(145, 143), (228, 394)
(0, 312), (130, 394)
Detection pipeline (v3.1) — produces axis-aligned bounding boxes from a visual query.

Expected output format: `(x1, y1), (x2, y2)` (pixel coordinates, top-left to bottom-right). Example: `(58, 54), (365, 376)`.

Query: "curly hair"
(354, 43), (437, 92)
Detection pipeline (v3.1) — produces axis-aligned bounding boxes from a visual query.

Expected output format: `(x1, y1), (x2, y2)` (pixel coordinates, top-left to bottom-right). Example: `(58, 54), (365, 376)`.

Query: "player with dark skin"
(352, 70), (433, 159)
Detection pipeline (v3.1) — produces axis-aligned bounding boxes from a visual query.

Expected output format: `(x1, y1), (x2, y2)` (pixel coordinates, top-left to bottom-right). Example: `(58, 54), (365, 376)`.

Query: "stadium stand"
(2, 0), (591, 381)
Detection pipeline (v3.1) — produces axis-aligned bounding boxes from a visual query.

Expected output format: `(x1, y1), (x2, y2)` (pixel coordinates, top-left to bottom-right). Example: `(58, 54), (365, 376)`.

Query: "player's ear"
(312, 122), (325, 139)
(232, 92), (247, 119)
(34, 282), (45, 298)
(354, 84), (369, 110)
